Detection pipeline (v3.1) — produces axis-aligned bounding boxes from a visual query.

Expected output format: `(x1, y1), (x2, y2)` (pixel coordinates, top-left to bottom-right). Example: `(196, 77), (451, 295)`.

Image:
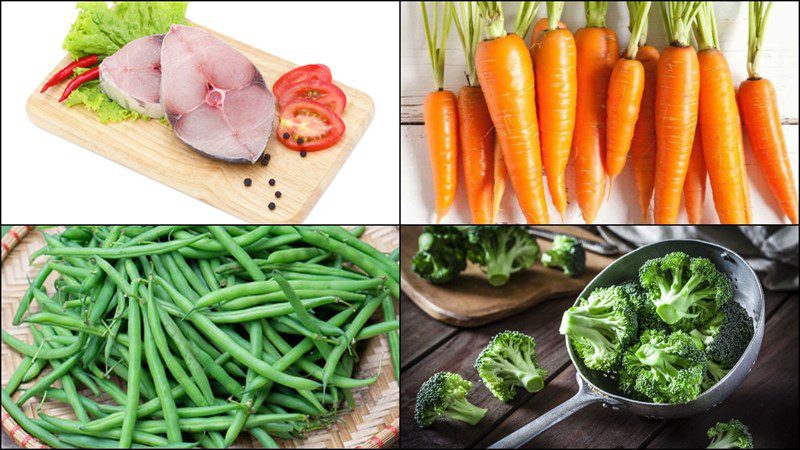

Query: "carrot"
(421, 3), (459, 223)
(694, 2), (749, 224)
(493, 139), (507, 221)
(653, 2), (702, 224)
(684, 126), (706, 224)
(605, 2), (651, 188)
(476, 2), (548, 224)
(457, 87), (494, 224)
(573, 2), (618, 224)
(738, 2), (798, 224)
(453, 3), (495, 224)
(629, 44), (659, 222)
(423, 93), (459, 223)
(529, 17), (567, 64)
(533, 2), (576, 220)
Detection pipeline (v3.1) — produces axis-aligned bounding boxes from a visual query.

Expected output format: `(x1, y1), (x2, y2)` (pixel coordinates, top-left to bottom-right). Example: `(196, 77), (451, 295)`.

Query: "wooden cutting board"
(26, 24), (374, 223)
(400, 226), (615, 327)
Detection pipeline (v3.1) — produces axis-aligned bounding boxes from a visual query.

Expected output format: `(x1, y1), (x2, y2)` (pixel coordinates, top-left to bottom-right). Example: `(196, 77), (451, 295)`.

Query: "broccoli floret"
(541, 235), (586, 277)
(559, 285), (638, 372)
(475, 331), (548, 402)
(414, 372), (486, 428)
(623, 280), (672, 336)
(707, 419), (753, 449)
(690, 300), (754, 368)
(464, 226), (540, 287)
(412, 226), (467, 284)
(639, 252), (732, 330)
(619, 329), (707, 404)
(702, 359), (730, 391)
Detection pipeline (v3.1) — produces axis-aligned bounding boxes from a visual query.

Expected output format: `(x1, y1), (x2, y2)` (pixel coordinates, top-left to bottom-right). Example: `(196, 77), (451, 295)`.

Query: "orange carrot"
(423, 92), (459, 223)
(605, 2), (650, 187)
(695, 3), (749, 224)
(738, 2), (798, 223)
(421, 2), (458, 223)
(493, 139), (507, 221)
(476, 2), (548, 223)
(453, 3), (495, 224)
(529, 17), (567, 64)
(684, 126), (706, 224)
(457, 87), (495, 224)
(533, 2), (576, 220)
(629, 44), (659, 222)
(653, 3), (701, 224)
(573, 2), (618, 224)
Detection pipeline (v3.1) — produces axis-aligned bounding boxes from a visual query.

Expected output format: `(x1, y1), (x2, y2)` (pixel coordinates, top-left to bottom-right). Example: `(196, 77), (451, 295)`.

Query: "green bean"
(193, 277), (385, 311)
(224, 320), (262, 446)
(5, 356), (33, 395)
(22, 357), (48, 382)
(2, 329), (85, 359)
(145, 280), (210, 407)
(13, 264), (54, 325)
(38, 414), (171, 447)
(208, 226), (266, 281)
(58, 433), (198, 449)
(322, 292), (387, 388)
(162, 252), (202, 300)
(91, 375), (128, 405)
(204, 296), (340, 323)
(48, 262), (92, 280)
(294, 227), (399, 298)
(176, 226), (273, 252)
(119, 225), (189, 247)
(267, 247), (328, 264)
(2, 390), (67, 448)
(142, 294), (182, 443)
(156, 276), (320, 391)
(16, 352), (81, 405)
(150, 289), (215, 404)
(219, 288), (367, 311)
(250, 427), (279, 448)
(94, 256), (137, 298)
(382, 294), (400, 380)
(198, 258), (220, 290)
(163, 252), (210, 300)
(44, 388), (109, 418)
(41, 233), (91, 269)
(44, 233), (208, 259)
(131, 413), (307, 435)
(118, 291), (142, 448)
(357, 319), (400, 340)
(306, 226), (398, 280)
(34, 326), (90, 422)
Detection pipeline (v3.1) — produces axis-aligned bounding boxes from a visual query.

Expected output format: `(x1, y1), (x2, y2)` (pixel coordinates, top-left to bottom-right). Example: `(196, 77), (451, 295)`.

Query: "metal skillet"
(490, 239), (765, 448)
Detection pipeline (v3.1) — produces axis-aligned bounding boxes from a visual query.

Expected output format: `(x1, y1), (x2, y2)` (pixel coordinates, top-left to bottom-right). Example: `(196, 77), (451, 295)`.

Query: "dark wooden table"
(400, 277), (799, 448)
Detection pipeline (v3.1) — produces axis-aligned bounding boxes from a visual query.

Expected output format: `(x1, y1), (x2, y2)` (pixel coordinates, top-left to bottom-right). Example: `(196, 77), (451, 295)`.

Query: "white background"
(2, 1), (399, 224)
(401, 1), (799, 224)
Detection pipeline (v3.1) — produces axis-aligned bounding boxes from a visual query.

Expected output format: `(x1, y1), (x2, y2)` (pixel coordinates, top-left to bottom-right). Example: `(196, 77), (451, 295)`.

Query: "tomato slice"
(276, 100), (345, 152)
(272, 64), (332, 99)
(278, 81), (346, 115)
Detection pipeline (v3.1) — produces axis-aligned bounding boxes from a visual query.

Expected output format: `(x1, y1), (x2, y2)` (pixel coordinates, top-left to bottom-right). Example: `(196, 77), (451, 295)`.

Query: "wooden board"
(400, 226), (615, 327)
(26, 24), (374, 223)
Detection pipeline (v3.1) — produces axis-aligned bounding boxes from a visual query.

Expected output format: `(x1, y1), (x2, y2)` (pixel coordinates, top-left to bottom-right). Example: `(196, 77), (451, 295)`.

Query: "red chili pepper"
(58, 66), (100, 102)
(41, 54), (100, 93)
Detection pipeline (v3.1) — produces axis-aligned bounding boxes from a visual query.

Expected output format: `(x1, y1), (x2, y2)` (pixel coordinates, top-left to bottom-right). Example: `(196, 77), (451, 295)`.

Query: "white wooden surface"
(400, 1), (799, 224)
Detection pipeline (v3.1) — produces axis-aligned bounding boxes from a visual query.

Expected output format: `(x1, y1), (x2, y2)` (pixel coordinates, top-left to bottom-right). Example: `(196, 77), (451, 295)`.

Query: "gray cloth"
(597, 226), (799, 291)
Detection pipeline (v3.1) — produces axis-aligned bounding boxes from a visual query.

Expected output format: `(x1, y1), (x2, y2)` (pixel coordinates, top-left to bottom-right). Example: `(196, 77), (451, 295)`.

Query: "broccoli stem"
(447, 399), (487, 426)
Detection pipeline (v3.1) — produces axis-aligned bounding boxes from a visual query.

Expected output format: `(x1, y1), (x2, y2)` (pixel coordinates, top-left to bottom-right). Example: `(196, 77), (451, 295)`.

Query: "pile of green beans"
(1, 226), (399, 449)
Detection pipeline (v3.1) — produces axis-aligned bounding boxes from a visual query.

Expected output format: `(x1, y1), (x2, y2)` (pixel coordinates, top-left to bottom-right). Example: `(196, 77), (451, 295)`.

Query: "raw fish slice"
(99, 34), (164, 119)
(161, 25), (275, 164)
